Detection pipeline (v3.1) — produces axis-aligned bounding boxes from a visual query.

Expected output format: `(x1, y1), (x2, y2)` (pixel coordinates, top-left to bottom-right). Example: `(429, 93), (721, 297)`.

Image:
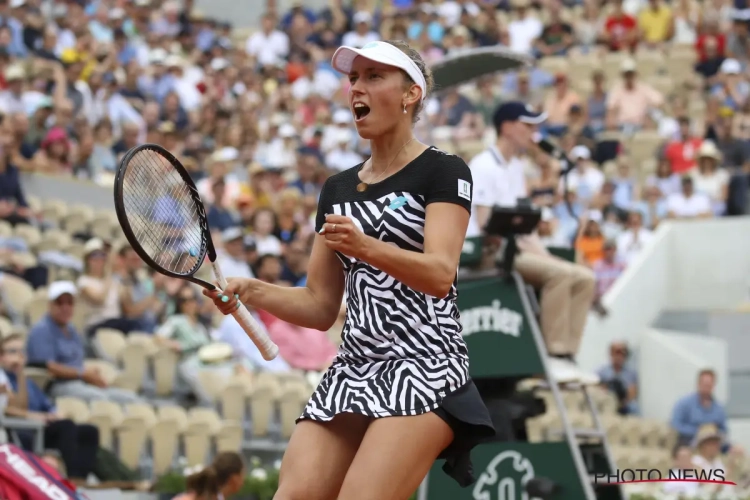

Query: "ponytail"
(185, 466), (220, 498)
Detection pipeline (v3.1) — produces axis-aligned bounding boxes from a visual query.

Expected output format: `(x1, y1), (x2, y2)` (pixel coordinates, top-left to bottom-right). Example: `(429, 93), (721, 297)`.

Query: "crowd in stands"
(0, 0), (747, 492)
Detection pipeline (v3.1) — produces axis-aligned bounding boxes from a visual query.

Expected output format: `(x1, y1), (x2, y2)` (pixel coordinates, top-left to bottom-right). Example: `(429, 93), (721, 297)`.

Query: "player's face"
(348, 57), (407, 139)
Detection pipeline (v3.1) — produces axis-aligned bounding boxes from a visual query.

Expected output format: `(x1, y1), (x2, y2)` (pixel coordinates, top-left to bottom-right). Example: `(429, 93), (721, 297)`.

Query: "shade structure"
(431, 46), (532, 90)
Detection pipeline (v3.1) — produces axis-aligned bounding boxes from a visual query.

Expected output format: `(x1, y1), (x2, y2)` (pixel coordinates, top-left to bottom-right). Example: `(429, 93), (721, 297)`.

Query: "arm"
(215, 237), (346, 331)
(119, 282), (157, 317)
(342, 203), (468, 298)
(26, 329), (83, 381)
(78, 277), (112, 306)
(469, 156), (495, 230)
(10, 371), (28, 411)
(670, 397), (694, 436)
(323, 155), (472, 298)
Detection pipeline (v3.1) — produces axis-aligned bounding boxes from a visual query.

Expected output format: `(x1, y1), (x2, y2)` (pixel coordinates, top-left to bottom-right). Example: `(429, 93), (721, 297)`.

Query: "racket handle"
(211, 263), (279, 361)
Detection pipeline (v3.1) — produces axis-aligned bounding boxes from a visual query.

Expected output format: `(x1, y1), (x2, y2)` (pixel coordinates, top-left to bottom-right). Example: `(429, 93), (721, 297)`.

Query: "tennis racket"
(113, 144), (279, 361)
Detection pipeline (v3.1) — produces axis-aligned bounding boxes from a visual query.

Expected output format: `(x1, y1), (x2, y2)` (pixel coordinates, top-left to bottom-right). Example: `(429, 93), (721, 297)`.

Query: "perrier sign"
(457, 275), (543, 378)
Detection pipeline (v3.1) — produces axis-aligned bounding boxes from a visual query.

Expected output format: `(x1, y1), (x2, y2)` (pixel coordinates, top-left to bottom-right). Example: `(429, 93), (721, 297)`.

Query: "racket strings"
(121, 149), (206, 275)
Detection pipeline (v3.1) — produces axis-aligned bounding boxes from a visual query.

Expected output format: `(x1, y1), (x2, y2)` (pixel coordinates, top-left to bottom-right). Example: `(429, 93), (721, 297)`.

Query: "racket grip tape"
(211, 263), (280, 361)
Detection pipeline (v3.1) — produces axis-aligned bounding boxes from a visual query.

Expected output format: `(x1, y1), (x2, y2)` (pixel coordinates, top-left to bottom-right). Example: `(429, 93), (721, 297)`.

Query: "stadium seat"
(83, 359), (132, 389)
(196, 369), (229, 403)
(56, 397), (90, 424)
(117, 413), (151, 470)
(248, 372), (282, 438)
(36, 229), (72, 253)
(13, 224), (41, 248)
(126, 332), (159, 356)
(93, 328), (127, 363)
(40, 200), (69, 225)
(25, 297), (48, 327)
(0, 316), (12, 337)
(23, 367), (50, 390)
(89, 400), (125, 449)
(152, 346), (180, 396)
(158, 405), (189, 431)
(1, 274), (34, 316)
(218, 377), (249, 425)
(0, 220), (12, 237)
(119, 342), (148, 392)
(150, 418), (181, 476)
(278, 381), (310, 439)
(184, 410), (216, 466)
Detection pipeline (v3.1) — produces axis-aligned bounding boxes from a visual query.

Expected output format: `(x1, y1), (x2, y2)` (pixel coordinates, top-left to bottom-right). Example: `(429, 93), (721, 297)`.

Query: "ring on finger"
(332, 223), (337, 233)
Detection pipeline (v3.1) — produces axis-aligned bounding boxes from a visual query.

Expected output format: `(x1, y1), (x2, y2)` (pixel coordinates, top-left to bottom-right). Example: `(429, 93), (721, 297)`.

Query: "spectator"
(710, 58), (750, 112)
(575, 211), (606, 266)
(563, 145), (605, 207)
(606, 58), (665, 131)
(342, 12), (380, 48)
(602, 0), (639, 52)
(543, 73), (581, 136)
(638, 0), (674, 47)
(616, 211), (654, 264)
(692, 140), (730, 215)
(325, 128), (363, 172)
(174, 451), (245, 500)
(666, 175), (713, 218)
(596, 341), (639, 415)
(25, 281), (140, 404)
(77, 238), (137, 337)
(117, 244), (162, 333)
(1, 334), (100, 482)
(507, 0), (543, 55)
(663, 445), (700, 497)
(671, 369), (733, 448)
(206, 178), (240, 232)
(533, 0), (575, 57)
(156, 285), (250, 403)
(0, 138), (30, 226)
(592, 240), (627, 297)
(664, 116), (704, 174)
(217, 227), (255, 280)
(249, 208), (283, 257)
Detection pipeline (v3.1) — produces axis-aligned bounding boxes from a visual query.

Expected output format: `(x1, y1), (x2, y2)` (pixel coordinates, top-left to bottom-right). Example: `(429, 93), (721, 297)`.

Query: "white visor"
(331, 41), (427, 102)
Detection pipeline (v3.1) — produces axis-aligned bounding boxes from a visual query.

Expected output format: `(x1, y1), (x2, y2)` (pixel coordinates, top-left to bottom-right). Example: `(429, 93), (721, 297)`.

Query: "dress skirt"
(297, 358), (496, 487)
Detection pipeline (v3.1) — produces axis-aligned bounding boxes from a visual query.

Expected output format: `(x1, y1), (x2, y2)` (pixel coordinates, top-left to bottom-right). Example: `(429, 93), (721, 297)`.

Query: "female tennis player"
(205, 40), (494, 500)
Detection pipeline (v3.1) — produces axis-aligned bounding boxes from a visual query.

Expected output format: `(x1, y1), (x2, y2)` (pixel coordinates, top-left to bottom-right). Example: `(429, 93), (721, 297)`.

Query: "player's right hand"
(204, 278), (251, 315)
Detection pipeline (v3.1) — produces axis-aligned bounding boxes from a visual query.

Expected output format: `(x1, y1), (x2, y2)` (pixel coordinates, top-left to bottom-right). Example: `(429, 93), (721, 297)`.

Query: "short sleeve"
(315, 178), (333, 233)
(468, 154), (495, 207)
(425, 153), (473, 213)
(26, 325), (56, 366)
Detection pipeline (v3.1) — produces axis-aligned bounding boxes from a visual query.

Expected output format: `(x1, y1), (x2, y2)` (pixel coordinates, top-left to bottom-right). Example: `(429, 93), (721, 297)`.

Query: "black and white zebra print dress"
(299, 146), (495, 486)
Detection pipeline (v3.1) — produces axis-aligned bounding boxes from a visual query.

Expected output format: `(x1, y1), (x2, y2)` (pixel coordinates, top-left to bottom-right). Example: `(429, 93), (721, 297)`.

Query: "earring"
(403, 104), (407, 114)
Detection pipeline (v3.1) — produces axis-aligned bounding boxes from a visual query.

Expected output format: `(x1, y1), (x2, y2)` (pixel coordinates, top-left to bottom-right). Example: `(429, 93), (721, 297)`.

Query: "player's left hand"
(321, 214), (367, 258)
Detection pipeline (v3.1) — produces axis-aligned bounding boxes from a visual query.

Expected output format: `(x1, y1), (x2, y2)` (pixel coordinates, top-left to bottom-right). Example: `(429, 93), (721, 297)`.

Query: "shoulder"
(424, 147), (472, 183)
(675, 392), (697, 407)
(467, 149), (494, 170)
(28, 318), (51, 337)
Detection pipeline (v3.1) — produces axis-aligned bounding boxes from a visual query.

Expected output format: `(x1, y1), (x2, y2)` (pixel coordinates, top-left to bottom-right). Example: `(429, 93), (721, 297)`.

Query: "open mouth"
(353, 103), (371, 121)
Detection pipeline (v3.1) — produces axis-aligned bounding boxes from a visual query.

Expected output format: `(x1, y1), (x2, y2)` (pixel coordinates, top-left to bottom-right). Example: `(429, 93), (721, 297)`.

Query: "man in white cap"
(325, 128), (364, 172)
(562, 145), (604, 207)
(217, 227), (254, 280)
(342, 11), (380, 48)
(25, 281), (141, 403)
